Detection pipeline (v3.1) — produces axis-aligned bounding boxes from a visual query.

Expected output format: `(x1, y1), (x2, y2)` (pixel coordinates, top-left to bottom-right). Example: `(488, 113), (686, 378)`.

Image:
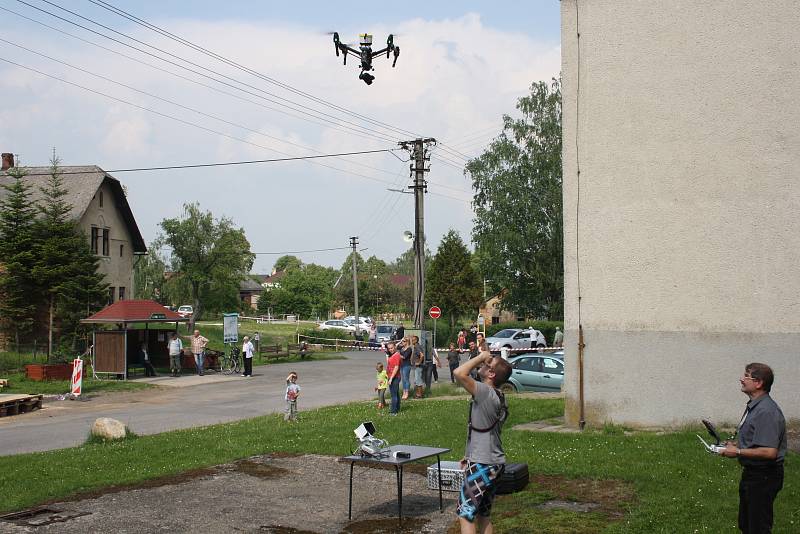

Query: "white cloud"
(0, 11), (559, 270)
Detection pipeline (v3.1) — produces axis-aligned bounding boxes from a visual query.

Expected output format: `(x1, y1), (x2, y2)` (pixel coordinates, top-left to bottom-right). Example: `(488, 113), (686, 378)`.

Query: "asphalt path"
(0, 350), (386, 456)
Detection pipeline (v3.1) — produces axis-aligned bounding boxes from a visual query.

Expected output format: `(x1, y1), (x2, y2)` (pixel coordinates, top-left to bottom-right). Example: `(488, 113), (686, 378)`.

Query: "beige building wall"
(561, 1), (800, 426)
(78, 181), (135, 301)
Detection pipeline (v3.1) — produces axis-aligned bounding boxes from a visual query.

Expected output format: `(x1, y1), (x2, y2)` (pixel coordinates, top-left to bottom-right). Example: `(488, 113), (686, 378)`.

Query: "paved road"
(0, 350), (385, 456)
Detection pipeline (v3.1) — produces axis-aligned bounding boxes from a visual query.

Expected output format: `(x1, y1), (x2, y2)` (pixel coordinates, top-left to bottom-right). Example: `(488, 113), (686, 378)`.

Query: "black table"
(342, 444), (451, 525)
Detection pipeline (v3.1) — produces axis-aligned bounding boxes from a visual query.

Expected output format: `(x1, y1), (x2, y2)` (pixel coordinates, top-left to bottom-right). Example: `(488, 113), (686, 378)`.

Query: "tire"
(500, 382), (516, 394)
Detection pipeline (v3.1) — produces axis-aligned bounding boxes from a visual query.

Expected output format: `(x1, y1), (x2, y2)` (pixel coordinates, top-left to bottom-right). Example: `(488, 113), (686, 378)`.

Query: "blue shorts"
(457, 461), (504, 521)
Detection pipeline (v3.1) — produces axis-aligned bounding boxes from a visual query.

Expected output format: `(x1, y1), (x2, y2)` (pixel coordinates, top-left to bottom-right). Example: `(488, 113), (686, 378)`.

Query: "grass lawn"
(0, 396), (796, 532)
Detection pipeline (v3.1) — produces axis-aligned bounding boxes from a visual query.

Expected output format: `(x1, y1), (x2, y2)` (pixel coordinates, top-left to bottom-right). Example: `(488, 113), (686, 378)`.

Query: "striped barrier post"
(71, 358), (83, 396)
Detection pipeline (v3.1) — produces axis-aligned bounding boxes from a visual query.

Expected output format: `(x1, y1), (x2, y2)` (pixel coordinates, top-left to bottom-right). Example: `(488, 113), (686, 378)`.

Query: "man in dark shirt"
(721, 362), (786, 534)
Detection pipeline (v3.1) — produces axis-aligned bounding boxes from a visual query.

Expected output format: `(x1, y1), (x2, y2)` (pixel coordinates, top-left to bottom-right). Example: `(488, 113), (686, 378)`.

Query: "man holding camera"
(453, 351), (512, 534)
(721, 363), (786, 534)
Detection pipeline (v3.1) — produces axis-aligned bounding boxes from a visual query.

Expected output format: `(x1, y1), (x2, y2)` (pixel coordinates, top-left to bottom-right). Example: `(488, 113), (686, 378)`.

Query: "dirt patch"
(258, 527), (320, 534)
(343, 517), (429, 533)
(530, 474), (635, 519)
(233, 459), (290, 479)
(38, 466), (219, 506)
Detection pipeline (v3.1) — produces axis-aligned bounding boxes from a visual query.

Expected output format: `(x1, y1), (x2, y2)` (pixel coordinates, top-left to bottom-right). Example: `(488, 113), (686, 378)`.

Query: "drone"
(331, 32), (399, 85)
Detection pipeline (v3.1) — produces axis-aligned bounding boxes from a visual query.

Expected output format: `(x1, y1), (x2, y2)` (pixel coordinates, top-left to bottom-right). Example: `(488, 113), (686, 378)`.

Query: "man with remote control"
(721, 363), (786, 533)
(453, 350), (512, 534)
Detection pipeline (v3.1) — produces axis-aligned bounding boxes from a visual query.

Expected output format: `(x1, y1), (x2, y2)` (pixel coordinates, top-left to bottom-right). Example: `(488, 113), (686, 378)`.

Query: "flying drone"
(331, 32), (399, 85)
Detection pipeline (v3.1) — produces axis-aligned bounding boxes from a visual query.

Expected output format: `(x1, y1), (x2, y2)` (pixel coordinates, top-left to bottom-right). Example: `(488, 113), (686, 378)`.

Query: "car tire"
(500, 382), (516, 394)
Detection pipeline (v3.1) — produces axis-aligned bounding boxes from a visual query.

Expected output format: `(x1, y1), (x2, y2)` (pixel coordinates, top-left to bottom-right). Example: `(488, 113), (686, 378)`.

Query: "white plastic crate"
(427, 461), (465, 492)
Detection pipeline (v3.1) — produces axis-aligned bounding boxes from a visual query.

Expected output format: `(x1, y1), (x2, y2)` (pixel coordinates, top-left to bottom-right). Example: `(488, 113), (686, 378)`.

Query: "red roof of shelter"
(82, 299), (187, 323)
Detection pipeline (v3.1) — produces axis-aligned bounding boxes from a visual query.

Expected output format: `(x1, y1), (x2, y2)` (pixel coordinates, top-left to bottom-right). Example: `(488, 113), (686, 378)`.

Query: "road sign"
(429, 306), (442, 319)
(71, 359), (83, 396)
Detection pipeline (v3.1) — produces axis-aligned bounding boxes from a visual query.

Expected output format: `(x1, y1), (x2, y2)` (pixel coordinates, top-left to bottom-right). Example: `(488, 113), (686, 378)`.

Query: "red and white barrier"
(71, 358), (83, 396)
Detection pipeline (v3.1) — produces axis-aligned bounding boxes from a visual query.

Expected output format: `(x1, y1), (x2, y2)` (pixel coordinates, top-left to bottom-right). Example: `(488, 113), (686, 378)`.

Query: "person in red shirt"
(385, 342), (402, 415)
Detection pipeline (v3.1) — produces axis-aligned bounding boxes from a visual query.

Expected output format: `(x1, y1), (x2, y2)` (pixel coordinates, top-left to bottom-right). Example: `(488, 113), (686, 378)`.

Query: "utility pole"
(349, 236), (360, 336)
(399, 138), (436, 329)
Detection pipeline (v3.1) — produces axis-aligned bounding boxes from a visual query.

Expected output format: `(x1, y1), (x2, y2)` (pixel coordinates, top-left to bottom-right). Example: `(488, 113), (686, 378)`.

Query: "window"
(108, 286), (115, 304)
(542, 358), (564, 375)
(99, 192), (104, 207)
(102, 229), (110, 256)
(118, 287), (125, 300)
(90, 227), (99, 254)
(514, 357), (539, 372)
(119, 244), (124, 257)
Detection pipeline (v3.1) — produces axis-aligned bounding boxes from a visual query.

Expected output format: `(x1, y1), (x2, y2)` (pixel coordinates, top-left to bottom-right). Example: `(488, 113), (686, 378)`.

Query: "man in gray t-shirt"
(453, 350), (512, 533)
(721, 362), (786, 533)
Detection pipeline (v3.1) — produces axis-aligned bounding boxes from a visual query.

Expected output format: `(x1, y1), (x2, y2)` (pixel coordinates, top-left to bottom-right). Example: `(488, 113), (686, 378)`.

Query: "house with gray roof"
(0, 153), (146, 304)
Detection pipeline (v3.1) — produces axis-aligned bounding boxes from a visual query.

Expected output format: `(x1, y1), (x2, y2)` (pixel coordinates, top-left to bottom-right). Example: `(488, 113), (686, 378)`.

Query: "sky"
(0, 0), (561, 273)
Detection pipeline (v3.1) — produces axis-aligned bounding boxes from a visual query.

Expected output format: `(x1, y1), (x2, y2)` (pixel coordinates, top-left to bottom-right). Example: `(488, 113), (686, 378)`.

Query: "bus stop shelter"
(81, 300), (189, 379)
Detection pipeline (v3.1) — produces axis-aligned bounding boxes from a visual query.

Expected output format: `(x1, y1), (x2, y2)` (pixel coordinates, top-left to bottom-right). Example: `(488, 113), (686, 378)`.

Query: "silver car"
(503, 353), (564, 393)
(375, 324), (397, 343)
(486, 328), (545, 352)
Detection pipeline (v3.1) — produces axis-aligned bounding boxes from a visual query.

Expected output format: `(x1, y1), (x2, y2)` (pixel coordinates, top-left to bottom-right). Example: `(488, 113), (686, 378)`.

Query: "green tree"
(260, 263), (337, 318)
(427, 229), (483, 328)
(160, 203), (255, 328)
(133, 238), (168, 301)
(32, 156), (107, 357)
(272, 255), (302, 273)
(0, 166), (38, 351)
(467, 78), (563, 320)
(334, 251), (364, 312)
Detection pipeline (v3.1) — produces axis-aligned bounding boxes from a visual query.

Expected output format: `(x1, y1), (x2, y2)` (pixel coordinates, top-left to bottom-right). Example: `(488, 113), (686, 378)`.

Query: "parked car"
(375, 324), (397, 343)
(344, 318), (371, 333)
(177, 305), (193, 318)
(502, 354), (564, 393)
(318, 320), (356, 333)
(343, 316), (372, 325)
(486, 328), (545, 352)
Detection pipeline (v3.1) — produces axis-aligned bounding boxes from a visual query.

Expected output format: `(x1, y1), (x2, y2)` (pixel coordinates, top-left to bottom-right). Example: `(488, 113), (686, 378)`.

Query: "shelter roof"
(82, 299), (187, 324)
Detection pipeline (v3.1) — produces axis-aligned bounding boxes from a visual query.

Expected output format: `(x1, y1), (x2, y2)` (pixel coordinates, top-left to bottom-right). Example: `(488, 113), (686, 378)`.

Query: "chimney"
(1, 153), (14, 171)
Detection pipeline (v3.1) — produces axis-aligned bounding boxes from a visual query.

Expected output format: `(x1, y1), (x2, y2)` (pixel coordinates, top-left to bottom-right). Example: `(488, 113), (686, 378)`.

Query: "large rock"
(91, 417), (127, 440)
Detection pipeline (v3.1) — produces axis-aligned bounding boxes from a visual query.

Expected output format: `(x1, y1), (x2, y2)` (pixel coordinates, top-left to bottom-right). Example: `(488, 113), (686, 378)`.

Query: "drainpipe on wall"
(578, 324), (586, 430)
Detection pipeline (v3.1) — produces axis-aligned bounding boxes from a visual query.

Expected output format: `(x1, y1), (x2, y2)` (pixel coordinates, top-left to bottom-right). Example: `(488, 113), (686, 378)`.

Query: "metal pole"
(350, 236), (360, 337)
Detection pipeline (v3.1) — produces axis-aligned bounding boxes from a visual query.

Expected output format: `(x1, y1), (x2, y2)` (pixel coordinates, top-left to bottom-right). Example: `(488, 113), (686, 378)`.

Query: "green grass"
(0, 372), (152, 395)
(0, 397), (797, 533)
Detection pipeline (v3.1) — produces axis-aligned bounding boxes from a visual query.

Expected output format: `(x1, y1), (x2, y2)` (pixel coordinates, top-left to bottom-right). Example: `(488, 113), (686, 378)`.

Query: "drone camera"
(359, 33), (373, 46)
(359, 71), (375, 85)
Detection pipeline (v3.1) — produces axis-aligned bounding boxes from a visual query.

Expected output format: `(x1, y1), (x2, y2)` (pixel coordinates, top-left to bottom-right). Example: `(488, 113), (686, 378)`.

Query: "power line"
(0, 36), (416, 183)
(158, 245), (351, 256)
(88, 0), (423, 141)
(13, 1), (402, 144)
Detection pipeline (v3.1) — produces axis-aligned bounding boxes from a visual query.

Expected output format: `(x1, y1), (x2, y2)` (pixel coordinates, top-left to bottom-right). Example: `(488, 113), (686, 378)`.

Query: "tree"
(32, 156), (107, 357)
(134, 238), (168, 301)
(427, 229), (483, 328)
(0, 166), (38, 351)
(334, 251), (364, 312)
(272, 255), (302, 273)
(160, 203), (255, 329)
(260, 263), (337, 318)
(467, 78), (563, 319)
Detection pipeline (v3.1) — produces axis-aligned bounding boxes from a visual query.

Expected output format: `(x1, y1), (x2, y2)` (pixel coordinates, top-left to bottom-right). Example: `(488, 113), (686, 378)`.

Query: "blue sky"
(0, 1), (561, 273)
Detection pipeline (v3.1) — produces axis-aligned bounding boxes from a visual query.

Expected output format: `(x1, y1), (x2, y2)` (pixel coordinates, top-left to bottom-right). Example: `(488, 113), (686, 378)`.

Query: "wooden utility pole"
(399, 138), (435, 329)
(350, 236), (360, 336)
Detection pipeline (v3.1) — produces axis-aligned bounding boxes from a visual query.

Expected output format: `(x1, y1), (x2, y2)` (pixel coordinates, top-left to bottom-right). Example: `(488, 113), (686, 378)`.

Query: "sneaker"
(241, 374), (246, 377)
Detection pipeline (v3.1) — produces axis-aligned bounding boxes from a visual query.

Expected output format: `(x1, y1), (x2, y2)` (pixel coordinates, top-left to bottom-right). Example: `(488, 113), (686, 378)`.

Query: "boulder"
(91, 417), (127, 440)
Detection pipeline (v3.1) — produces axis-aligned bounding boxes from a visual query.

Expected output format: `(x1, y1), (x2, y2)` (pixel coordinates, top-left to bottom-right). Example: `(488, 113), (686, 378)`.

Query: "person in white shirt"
(241, 335), (255, 377)
(167, 332), (183, 377)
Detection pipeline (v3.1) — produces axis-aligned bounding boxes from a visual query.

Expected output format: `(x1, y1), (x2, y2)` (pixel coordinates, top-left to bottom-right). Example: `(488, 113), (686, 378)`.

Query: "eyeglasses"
(741, 375), (759, 381)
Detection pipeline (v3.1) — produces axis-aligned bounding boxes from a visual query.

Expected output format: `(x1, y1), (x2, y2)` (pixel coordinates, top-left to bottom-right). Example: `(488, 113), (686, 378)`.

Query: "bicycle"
(221, 344), (241, 375)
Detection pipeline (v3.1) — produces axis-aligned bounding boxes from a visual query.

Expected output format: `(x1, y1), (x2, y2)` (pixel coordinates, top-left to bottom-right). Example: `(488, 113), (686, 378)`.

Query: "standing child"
(375, 362), (388, 408)
(284, 372), (301, 421)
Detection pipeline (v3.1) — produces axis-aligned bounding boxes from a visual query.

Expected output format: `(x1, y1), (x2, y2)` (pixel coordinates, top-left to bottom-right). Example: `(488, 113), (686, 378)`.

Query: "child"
(375, 362), (388, 409)
(284, 372), (300, 422)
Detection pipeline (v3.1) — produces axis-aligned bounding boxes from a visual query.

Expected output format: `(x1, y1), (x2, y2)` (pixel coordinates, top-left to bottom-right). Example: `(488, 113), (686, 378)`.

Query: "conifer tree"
(32, 155), (107, 357)
(0, 165), (38, 352)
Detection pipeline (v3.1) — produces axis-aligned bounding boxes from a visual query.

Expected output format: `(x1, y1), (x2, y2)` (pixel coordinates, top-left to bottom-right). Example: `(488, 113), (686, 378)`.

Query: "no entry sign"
(429, 306), (442, 319)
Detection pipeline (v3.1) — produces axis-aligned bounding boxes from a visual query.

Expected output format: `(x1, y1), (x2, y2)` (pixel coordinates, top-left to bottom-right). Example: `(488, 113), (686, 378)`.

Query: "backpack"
(468, 388), (508, 434)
